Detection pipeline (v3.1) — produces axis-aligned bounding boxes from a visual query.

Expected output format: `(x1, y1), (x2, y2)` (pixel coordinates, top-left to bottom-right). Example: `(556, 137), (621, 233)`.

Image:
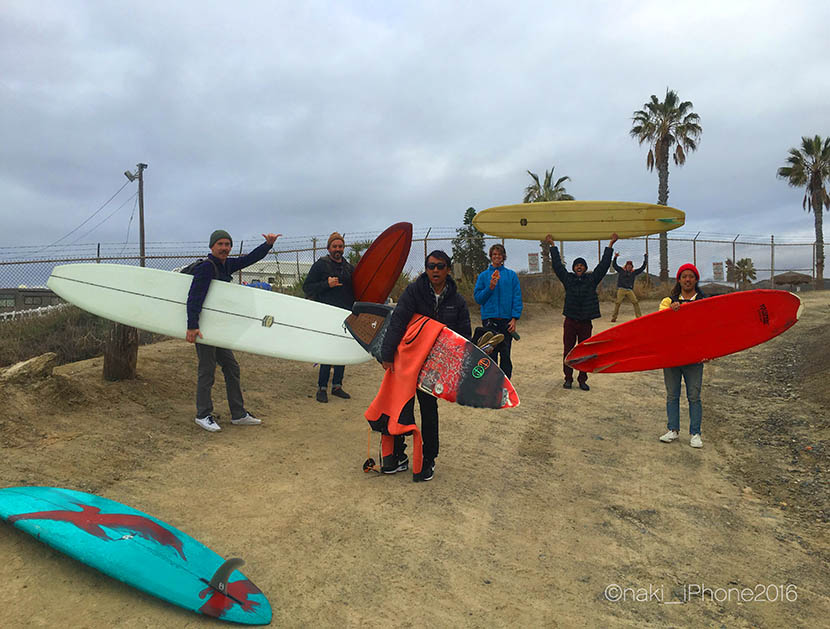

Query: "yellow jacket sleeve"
(659, 297), (672, 311)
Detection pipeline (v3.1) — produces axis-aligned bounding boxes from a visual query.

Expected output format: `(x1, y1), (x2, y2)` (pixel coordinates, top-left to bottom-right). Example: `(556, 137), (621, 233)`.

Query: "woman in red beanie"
(657, 263), (707, 448)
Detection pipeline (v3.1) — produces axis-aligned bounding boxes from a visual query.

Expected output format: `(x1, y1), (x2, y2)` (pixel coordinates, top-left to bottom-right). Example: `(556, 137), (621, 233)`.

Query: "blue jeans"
(318, 364), (344, 389)
(663, 363), (703, 435)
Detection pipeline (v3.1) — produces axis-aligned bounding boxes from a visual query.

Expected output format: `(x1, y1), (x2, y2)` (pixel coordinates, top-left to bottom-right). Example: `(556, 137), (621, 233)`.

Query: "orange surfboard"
(352, 222), (413, 303)
(565, 290), (802, 373)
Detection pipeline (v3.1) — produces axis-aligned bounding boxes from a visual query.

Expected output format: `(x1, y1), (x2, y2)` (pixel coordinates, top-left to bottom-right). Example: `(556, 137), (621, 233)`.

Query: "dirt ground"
(1, 291), (828, 628)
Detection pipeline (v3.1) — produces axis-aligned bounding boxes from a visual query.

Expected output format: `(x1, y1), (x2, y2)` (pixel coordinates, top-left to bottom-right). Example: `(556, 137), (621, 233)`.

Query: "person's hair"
(489, 243), (506, 260)
(425, 250), (452, 268)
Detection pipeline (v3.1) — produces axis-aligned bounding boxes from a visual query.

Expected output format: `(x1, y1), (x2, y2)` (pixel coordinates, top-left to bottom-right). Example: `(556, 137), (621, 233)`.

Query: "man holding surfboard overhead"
(186, 229), (281, 432)
(610, 252), (648, 321)
(303, 232), (355, 403)
(658, 263), (707, 448)
(474, 243), (523, 378)
(544, 232), (618, 391)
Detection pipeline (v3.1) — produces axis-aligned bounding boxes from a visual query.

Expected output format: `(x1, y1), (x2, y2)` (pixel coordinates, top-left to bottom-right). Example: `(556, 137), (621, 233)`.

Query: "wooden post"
(103, 323), (139, 381)
(770, 235), (775, 286)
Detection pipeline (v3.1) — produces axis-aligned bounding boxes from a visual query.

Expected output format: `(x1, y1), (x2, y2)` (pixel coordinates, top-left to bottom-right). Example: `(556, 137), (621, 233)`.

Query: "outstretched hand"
(544, 234), (555, 246)
(609, 232), (619, 247)
(263, 233), (282, 246)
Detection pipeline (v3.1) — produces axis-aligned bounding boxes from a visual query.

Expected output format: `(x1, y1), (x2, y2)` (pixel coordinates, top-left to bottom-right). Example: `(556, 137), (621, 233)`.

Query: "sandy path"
(1, 293), (827, 627)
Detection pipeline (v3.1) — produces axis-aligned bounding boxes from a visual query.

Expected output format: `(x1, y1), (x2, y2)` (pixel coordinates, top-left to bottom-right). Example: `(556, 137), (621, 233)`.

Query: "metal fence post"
(732, 235), (739, 290)
(237, 240), (244, 284)
(770, 235), (775, 286)
(693, 232), (700, 267)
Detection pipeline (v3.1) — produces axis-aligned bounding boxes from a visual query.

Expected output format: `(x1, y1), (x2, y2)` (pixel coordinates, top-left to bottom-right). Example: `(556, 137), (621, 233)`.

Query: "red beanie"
(676, 263), (700, 281)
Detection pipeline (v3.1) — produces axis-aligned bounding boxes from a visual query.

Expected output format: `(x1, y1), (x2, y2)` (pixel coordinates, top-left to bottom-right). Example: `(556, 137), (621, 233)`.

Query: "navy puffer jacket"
(549, 245), (613, 321)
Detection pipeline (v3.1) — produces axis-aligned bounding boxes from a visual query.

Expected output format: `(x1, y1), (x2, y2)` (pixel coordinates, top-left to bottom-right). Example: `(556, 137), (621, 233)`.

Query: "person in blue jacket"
(474, 243), (523, 378)
(186, 229), (281, 432)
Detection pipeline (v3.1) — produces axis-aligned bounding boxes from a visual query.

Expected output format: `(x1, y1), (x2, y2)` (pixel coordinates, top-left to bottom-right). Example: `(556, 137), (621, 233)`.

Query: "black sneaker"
(381, 454), (409, 474)
(413, 460), (435, 482)
(316, 388), (328, 403)
(563, 381), (573, 389)
(331, 387), (351, 399)
(579, 382), (590, 391)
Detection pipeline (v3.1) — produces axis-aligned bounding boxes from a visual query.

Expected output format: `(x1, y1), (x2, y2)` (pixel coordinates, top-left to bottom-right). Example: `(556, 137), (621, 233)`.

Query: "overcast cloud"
(1, 0), (828, 254)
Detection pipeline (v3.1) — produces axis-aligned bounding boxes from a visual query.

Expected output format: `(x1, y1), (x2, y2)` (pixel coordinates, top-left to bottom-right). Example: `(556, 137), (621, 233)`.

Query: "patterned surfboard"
(345, 303), (519, 409)
(0, 487), (272, 625)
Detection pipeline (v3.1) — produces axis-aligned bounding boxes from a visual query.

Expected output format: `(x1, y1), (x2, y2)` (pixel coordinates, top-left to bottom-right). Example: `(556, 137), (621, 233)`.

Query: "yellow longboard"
(472, 201), (685, 241)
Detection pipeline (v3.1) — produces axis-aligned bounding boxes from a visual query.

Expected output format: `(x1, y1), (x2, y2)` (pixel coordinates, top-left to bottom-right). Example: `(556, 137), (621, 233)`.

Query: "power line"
(31, 179), (133, 255)
(70, 191), (138, 245)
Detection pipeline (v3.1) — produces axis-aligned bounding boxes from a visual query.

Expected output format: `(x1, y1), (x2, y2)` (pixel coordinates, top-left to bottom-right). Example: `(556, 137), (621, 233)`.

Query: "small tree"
(451, 207), (489, 282)
(347, 239), (373, 267)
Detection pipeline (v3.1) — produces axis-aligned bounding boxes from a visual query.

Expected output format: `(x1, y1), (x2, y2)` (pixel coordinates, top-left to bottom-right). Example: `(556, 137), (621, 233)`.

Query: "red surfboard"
(351, 222), (413, 303)
(565, 290), (802, 373)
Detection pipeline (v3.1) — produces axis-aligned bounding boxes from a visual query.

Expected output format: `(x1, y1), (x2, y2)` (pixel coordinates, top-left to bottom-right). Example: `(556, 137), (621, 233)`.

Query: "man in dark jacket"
(187, 229), (281, 432)
(303, 232), (355, 402)
(545, 233), (618, 391)
(379, 250), (472, 482)
(610, 252), (647, 321)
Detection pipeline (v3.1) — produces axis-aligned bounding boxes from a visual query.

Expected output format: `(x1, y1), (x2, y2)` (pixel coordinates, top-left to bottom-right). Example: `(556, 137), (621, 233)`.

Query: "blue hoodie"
(474, 265), (523, 320)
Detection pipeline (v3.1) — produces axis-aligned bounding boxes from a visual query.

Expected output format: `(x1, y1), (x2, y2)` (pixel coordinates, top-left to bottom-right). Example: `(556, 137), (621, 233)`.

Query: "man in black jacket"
(545, 233), (618, 391)
(379, 250), (472, 482)
(303, 232), (355, 402)
(610, 252), (647, 321)
(187, 229), (281, 432)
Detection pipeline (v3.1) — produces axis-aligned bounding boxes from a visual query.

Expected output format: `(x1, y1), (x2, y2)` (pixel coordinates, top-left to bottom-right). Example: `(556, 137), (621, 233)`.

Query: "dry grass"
(0, 306), (164, 368)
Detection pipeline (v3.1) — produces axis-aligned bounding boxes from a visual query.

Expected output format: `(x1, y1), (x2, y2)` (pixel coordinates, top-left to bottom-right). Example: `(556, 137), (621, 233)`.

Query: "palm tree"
(777, 135), (830, 290)
(523, 166), (574, 274)
(734, 258), (757, 289)
(523, 166), (574, 203)
(630, 89), (702, 282)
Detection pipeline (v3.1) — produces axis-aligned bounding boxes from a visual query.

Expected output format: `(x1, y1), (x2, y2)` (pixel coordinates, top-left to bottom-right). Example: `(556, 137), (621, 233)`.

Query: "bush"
(0, 306), (164, 368)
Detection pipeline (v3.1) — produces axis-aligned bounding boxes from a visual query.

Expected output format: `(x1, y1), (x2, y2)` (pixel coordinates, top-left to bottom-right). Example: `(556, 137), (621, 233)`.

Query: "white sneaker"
(195, 415), (221, 432)
(231, 412), (262, 426)
(659, 430), (679, 443)
(690, 434), (703, 448)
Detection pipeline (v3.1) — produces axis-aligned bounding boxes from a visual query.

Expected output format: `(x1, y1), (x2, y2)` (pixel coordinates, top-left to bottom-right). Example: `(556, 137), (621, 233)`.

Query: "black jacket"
(302, 255), (355, 310)
(612, 257), (647, 290)
(550, 245), (613, 321)
(186, 240), (272, 329)
(380, 273), (472, 363)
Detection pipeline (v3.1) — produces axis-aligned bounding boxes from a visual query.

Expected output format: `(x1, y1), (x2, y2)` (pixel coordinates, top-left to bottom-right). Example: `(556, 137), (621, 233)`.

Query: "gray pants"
(196, 344), (245, 420)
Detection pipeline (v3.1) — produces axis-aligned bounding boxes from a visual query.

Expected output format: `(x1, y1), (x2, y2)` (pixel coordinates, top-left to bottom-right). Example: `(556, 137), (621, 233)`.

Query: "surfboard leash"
(362, 426), (382, 474)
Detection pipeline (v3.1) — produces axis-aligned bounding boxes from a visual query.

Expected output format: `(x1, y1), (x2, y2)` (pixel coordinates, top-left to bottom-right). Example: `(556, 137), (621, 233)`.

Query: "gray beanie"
(209, 229), (232, 248)
(572, 257), (587, 271)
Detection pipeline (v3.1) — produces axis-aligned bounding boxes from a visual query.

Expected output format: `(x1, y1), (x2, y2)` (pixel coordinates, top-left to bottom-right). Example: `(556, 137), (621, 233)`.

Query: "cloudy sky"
(2, 0), (828, 261)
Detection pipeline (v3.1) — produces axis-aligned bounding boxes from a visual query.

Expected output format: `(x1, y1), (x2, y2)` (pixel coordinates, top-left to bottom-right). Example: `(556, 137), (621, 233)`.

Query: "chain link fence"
(0, 229), (820, 305)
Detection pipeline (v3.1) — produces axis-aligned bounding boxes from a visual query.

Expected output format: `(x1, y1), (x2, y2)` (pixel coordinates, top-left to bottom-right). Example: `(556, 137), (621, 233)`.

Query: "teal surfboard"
(0, 487), (272, 624)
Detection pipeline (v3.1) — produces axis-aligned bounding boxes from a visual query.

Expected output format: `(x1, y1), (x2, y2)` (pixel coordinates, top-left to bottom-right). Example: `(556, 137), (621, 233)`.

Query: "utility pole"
(124, 163), (148, 266)
(104, 162), (147, 380)
(137, 163), (147, 266)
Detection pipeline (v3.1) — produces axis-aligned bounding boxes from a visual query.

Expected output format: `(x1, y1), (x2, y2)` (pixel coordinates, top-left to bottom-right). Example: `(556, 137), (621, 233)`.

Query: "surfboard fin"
(566, 354), (597, 366)
(209, 557), (246, 593)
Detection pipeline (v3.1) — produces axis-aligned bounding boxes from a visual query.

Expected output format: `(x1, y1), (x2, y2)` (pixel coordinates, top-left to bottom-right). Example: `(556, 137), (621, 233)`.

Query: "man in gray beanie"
(544, 232), (618, 391)
(186, 229), (281, 432)
(302, 231), (354, 402)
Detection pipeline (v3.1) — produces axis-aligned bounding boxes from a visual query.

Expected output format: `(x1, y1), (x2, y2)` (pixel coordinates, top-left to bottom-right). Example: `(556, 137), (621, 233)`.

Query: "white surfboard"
(47, 264), (371, 365)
